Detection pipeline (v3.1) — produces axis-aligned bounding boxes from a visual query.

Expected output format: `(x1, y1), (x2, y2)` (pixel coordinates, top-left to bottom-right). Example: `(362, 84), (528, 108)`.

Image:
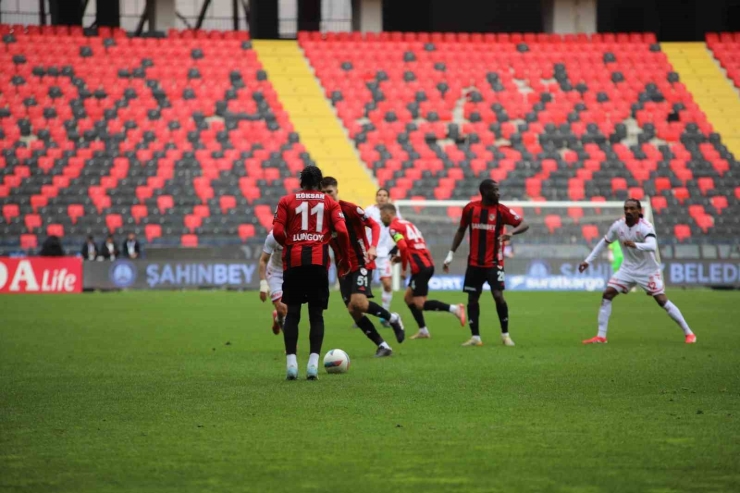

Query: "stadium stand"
(301, 31), (740, 245)
(0, 25), (314, 250)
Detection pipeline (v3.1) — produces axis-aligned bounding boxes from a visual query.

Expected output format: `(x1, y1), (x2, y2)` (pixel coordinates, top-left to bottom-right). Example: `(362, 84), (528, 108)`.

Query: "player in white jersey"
(258, 230), (287, 335)
(579, 199), (696, 344)
(365, 188), (401, 326)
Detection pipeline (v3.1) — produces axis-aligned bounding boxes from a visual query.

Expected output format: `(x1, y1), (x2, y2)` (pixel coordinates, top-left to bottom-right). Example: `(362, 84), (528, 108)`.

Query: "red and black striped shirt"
(331, 200), (380, 272)
(460, 201), (522, 268)
(272, 190), (349, 271)
(389, 218), (434, 275)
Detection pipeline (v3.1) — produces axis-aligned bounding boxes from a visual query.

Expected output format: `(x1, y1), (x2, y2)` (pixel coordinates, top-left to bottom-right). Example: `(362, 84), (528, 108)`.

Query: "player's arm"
(272, 199), (288, 245)
(444, 204), (471, 271)
(500, 208), (529, 242)
(361, 213), (381, 261)
(624, 232), (657, 251)
(390, 228), (409, 273)
(579, 223), (618, 272)
(258, 252), (271, 302)
(329, 201), (351, 276)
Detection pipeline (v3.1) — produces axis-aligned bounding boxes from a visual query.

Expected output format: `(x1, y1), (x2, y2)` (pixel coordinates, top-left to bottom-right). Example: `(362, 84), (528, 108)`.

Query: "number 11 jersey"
(273, 190), (346, 271)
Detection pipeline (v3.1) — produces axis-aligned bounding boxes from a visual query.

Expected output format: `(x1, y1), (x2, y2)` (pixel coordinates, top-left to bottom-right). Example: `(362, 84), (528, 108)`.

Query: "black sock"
(308, 304), (325, 354)
(496, 301), (509, 333)
(407, 303), (426, 329)
(468, 302), (480, 336)
(424, 300), (450, 312)
(283, 304), (301, 355)
(367, 301), (392, 321)
(357, 316), (384, 346)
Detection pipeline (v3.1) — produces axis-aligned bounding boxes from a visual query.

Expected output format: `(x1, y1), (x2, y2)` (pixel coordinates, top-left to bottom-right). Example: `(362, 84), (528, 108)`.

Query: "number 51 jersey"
(273, 190), (346, 271)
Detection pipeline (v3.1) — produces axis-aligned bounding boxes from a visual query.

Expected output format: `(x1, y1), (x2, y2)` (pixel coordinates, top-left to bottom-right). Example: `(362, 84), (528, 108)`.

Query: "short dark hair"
(299, 165), (323, 190)
(479, 179), (497, 195)
(380, 203), (397, 214)
(376, 188), (389, 195)
(320, 176), (338, 189)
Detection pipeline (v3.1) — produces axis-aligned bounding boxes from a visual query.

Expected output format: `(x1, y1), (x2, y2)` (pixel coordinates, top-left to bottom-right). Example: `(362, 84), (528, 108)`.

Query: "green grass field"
(1, 290), (739, 493)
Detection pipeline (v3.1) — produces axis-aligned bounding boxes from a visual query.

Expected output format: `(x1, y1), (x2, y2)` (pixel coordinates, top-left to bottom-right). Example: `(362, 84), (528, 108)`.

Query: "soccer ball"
(323, 349), (350, 374)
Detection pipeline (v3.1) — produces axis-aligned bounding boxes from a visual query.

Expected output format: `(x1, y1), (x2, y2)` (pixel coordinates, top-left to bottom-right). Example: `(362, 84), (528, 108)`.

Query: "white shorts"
(375, 256), (392, 279)
(266, 266), (283, 302)
(608, 269), (665, 296)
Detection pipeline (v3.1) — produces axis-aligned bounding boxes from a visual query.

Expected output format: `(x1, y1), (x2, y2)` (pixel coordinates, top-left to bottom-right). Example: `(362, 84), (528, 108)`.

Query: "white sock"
(286, 354), (297, 368)
(501, 332), (509, 338)
(598, 299), (612, 338)
(389, 313), (399, 323)
(472, 335), (481, 342)
(419, 327), (429, 334)
(308, 353), (319, 368)
(380, 341), (391, 349)
(449, 304), (459, 315)
(382, 290), (392, 311)
(664, 301), (693, 335)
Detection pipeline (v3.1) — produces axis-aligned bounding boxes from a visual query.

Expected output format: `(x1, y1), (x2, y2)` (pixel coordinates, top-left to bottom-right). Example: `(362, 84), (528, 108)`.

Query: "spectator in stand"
(100, 235), (119, 261)
(40, 236), (64, 257)
(80, 235), (99, 261)
(121, 233), (142, 259)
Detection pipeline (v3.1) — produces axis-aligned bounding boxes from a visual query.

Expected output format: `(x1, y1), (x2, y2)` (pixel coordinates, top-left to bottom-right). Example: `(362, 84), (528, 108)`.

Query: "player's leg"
(645, 272), (695, 342)
(490, 290), (515, 346)
(349, 293), (394, 356)
(461, 267), (485, 346)
(267, 269), (285, 334)
(378, 257), (393, 327)
(281, 268), (301, 379)
(404, 279), (430, 339)
(362, 270), (404, 343)
(305, 266), (330, 380)
(583, 287), (620, 344)
(418, 266), (465, 325)
(283, 303), (301, 380)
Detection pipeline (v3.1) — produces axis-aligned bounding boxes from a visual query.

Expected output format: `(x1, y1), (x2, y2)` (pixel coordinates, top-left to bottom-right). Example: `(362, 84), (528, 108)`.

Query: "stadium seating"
(707, 33), (740, 89)
(0, 25), (313, 250)
(301, 31), (740, 244)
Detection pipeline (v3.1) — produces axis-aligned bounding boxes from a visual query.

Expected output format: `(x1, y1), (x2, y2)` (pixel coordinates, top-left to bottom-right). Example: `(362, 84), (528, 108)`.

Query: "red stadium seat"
(2, 204), (19, 223)
(131, 205), (148, 224)
(20, 234), (37, 250)
(193, 205), (210, 218)
(106, 214), (123, 232)
(545, 215), (562, 234)
(157, 195), (174, 214)
(30, 195), (48, 212)
(710, 195), (728, 214)
(46, 224), (64, 237)
(181, 234), (199, 247)
(694, 214), (714, 233)
(68, 204), (84, 224)
(650, 196), (667, 214)
(184, 214), (202, 232)
(567, 207), (584, 224)
(674, 224), (691, 242)
(582, 225), (600, 244)
(219, 195), (237, 214)
(238, 224), (256, 241)
(145, 224), (162, 243)
(24, 214), (42, 232)
(673, 188), (690, 204)
(697, 177), (715, 195)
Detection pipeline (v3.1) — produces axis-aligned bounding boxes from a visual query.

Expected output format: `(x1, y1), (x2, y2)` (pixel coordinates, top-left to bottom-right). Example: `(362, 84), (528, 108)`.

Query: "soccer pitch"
(1, 290), (739, 493)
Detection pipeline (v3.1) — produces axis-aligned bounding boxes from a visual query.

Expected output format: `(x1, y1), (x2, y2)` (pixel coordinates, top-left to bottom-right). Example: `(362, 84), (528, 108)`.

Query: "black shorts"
(463, 266), (505, 294)
(282, 265), (330, 309)
(339, 267), (374, 306)
(408, 266), (434, 297)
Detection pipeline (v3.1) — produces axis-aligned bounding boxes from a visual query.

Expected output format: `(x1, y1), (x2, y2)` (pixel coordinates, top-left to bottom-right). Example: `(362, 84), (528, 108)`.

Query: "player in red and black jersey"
(380, 204), (465, 340)
(273, 166), (351, 380)
(321, 178), (405, 357)
(443, 179), (529, 347)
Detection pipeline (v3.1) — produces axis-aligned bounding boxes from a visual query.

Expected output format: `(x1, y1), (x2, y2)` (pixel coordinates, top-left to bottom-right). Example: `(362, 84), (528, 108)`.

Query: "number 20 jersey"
(273, 191), (346, 271)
